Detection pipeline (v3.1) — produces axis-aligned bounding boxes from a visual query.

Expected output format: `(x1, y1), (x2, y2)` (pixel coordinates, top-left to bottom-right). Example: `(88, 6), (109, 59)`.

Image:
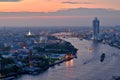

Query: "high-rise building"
(93, 17), (100, 41)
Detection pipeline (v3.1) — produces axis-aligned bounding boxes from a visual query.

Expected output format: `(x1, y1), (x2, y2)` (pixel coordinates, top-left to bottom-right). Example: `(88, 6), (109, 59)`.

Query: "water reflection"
(65, 59), (75, 79)
(91, 41), (100, 54)
(88, 47), (93, 53)
(65, 59), (74, 68)
(16, 38), (120, 80)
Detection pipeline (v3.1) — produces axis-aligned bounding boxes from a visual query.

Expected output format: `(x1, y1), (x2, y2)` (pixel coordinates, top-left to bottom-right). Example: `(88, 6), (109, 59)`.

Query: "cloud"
(0, 0), (22, 2)
(0, 8), (120, 16)
(45, 0), (93, 4)
(0, 8), (120, 26)
(62, 1), (93, 4)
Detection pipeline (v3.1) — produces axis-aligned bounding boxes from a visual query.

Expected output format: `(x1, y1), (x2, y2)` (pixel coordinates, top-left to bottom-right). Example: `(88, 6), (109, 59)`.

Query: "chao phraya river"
(18, 37), (120, 80)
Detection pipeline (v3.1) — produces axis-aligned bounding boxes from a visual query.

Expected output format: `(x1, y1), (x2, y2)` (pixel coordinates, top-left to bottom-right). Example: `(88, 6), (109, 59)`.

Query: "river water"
(17, 38), (120, 80)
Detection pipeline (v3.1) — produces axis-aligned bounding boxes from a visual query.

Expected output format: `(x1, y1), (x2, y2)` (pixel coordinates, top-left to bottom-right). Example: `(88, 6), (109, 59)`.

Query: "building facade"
(93, 17), (100, 41)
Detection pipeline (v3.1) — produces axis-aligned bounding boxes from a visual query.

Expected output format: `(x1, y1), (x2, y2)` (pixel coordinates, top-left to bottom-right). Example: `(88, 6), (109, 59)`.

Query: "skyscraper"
(93, 17), (100, 41)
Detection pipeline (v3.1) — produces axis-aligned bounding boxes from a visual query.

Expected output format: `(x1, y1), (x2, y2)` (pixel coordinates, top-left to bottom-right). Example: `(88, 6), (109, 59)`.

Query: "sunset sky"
(0, 0), (120, 12)
(0, 0), (120, 26)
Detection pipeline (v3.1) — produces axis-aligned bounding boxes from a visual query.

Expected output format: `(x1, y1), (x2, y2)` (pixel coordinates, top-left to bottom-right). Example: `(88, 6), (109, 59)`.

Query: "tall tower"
(93, 17), (100, 41)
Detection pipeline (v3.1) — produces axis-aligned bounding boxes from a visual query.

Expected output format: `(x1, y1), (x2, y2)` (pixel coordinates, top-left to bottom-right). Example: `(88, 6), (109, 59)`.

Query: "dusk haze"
(0, 0), (120, 26)
(0, 0), (120, 80)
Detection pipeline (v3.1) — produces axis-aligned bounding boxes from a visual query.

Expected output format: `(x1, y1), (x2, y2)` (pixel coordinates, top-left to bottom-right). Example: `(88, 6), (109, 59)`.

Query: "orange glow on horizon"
(0, 0), (120, 12)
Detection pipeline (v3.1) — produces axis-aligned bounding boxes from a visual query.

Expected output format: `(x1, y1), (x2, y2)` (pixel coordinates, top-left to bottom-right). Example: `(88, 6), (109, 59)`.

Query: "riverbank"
(0, 57), (76, 79)
(13, 37), (120, 80)
(0, 36), (78, 79)
(84, 37), (120, 50)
